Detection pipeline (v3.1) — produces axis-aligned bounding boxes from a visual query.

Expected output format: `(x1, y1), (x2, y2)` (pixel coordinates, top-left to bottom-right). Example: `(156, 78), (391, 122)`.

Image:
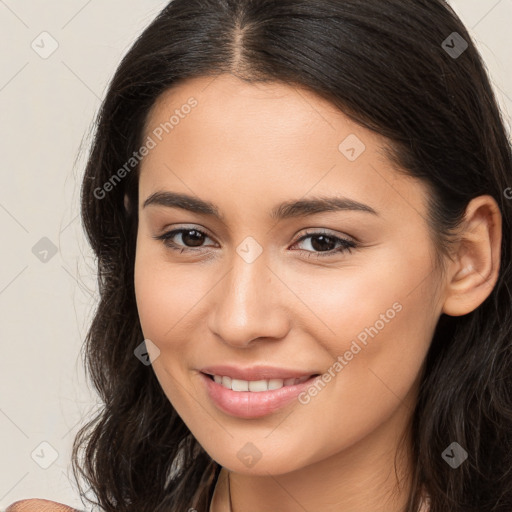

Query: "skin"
(133, 73), (501, 512)
(5, 499), (77, 511)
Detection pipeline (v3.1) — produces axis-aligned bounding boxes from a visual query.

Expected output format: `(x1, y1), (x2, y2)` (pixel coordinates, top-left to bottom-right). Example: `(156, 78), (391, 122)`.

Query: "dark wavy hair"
(73, 0), (512, 511)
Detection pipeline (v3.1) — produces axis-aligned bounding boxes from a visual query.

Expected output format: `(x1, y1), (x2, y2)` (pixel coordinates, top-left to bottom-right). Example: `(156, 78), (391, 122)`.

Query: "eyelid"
(295, 227), (357, 243)
(158, 224), (216, 242)
(153, 225), (218, 251)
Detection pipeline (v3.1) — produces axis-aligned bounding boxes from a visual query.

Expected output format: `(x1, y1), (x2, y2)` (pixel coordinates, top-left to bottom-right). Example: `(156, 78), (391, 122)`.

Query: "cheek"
(292, 254), (429, 337)
(284, 259), (436, 464)
(294, 246), (436, 397)
(133, 247), (207, 416)
(134, 243), (209, 341)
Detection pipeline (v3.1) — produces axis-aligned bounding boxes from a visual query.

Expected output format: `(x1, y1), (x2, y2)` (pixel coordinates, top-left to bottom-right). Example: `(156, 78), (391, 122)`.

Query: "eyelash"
(153, 227), (358, 259)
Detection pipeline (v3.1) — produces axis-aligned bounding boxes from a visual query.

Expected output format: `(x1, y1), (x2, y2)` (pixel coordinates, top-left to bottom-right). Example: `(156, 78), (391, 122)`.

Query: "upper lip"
(200, 365), (319, 381)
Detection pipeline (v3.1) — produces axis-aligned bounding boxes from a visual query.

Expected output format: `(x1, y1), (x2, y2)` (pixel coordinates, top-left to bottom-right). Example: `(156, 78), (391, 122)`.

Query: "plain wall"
(0, 0), (510, 510)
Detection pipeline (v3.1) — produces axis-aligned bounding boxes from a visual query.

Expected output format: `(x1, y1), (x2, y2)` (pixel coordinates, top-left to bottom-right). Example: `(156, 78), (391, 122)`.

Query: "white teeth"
(211, 374), (312, 392)
(268, 378), (284, 390)
(248, 379), (268, 392)
(231, 379), (249, 391)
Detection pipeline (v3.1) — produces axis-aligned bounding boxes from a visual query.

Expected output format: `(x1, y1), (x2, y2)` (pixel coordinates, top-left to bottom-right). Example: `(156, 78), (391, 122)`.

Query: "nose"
(207, 248), (291, 349)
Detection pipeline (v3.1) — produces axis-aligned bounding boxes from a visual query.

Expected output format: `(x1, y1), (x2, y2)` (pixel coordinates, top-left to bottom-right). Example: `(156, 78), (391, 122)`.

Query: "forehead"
(138, 73), (429, 224)
(143, 73), (373, 147)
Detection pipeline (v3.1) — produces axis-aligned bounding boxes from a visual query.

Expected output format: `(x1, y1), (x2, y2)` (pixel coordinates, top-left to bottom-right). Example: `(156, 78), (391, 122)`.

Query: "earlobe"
(441, 195), (502, 317)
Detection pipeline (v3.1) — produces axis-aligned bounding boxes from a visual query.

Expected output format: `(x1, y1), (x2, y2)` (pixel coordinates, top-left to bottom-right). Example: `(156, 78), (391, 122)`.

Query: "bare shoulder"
(5, 498), (80, 511)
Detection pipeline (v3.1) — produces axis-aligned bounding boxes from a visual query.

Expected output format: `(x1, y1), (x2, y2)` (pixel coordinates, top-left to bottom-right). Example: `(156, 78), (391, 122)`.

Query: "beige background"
(0, 0), (510, 510)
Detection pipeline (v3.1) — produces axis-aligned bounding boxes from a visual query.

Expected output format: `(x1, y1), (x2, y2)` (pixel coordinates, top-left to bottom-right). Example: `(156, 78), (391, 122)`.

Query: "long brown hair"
(74, 1), (512, 510)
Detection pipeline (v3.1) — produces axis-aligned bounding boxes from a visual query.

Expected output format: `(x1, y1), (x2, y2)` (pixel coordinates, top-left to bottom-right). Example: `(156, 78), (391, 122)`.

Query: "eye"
(291, 230), (357, 258)
(153, 227), (215, 253)
(153, 227), (358, 259)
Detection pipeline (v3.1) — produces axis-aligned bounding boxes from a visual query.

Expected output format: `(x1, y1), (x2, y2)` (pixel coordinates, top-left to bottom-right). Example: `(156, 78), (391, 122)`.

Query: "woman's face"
(134, 73), (445, 475)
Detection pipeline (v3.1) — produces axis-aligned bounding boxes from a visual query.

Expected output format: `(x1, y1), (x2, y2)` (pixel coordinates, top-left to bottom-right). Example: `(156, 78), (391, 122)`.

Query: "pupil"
(183, 230), (204, 247)
(311, 235), (334, 252)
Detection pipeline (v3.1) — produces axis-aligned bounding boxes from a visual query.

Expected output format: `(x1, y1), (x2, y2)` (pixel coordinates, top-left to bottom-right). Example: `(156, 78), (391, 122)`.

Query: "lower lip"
(200, 372), (320, 419)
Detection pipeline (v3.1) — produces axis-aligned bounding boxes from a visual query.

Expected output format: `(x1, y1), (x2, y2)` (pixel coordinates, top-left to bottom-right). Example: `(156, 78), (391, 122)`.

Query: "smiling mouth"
(203, 372), (321, 392)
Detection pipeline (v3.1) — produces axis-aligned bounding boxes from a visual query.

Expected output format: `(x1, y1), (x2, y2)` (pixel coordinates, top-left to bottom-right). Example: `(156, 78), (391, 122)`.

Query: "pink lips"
(199, 371), (320, 419)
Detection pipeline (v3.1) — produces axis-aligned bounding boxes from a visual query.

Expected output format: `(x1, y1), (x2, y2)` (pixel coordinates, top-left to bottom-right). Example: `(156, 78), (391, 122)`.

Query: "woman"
(9, 0), (512, 511)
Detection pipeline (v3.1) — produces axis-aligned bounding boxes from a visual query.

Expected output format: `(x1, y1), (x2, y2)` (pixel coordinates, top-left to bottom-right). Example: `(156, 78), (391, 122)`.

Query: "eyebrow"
(142, 191), (378, 221)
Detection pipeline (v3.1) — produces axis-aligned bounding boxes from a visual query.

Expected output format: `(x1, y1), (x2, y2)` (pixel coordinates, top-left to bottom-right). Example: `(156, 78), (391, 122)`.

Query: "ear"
(442, 195), (502, 317)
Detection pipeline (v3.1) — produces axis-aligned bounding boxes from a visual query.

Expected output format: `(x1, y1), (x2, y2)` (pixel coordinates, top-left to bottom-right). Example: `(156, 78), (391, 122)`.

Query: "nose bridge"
(208, 241), (289, 347)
